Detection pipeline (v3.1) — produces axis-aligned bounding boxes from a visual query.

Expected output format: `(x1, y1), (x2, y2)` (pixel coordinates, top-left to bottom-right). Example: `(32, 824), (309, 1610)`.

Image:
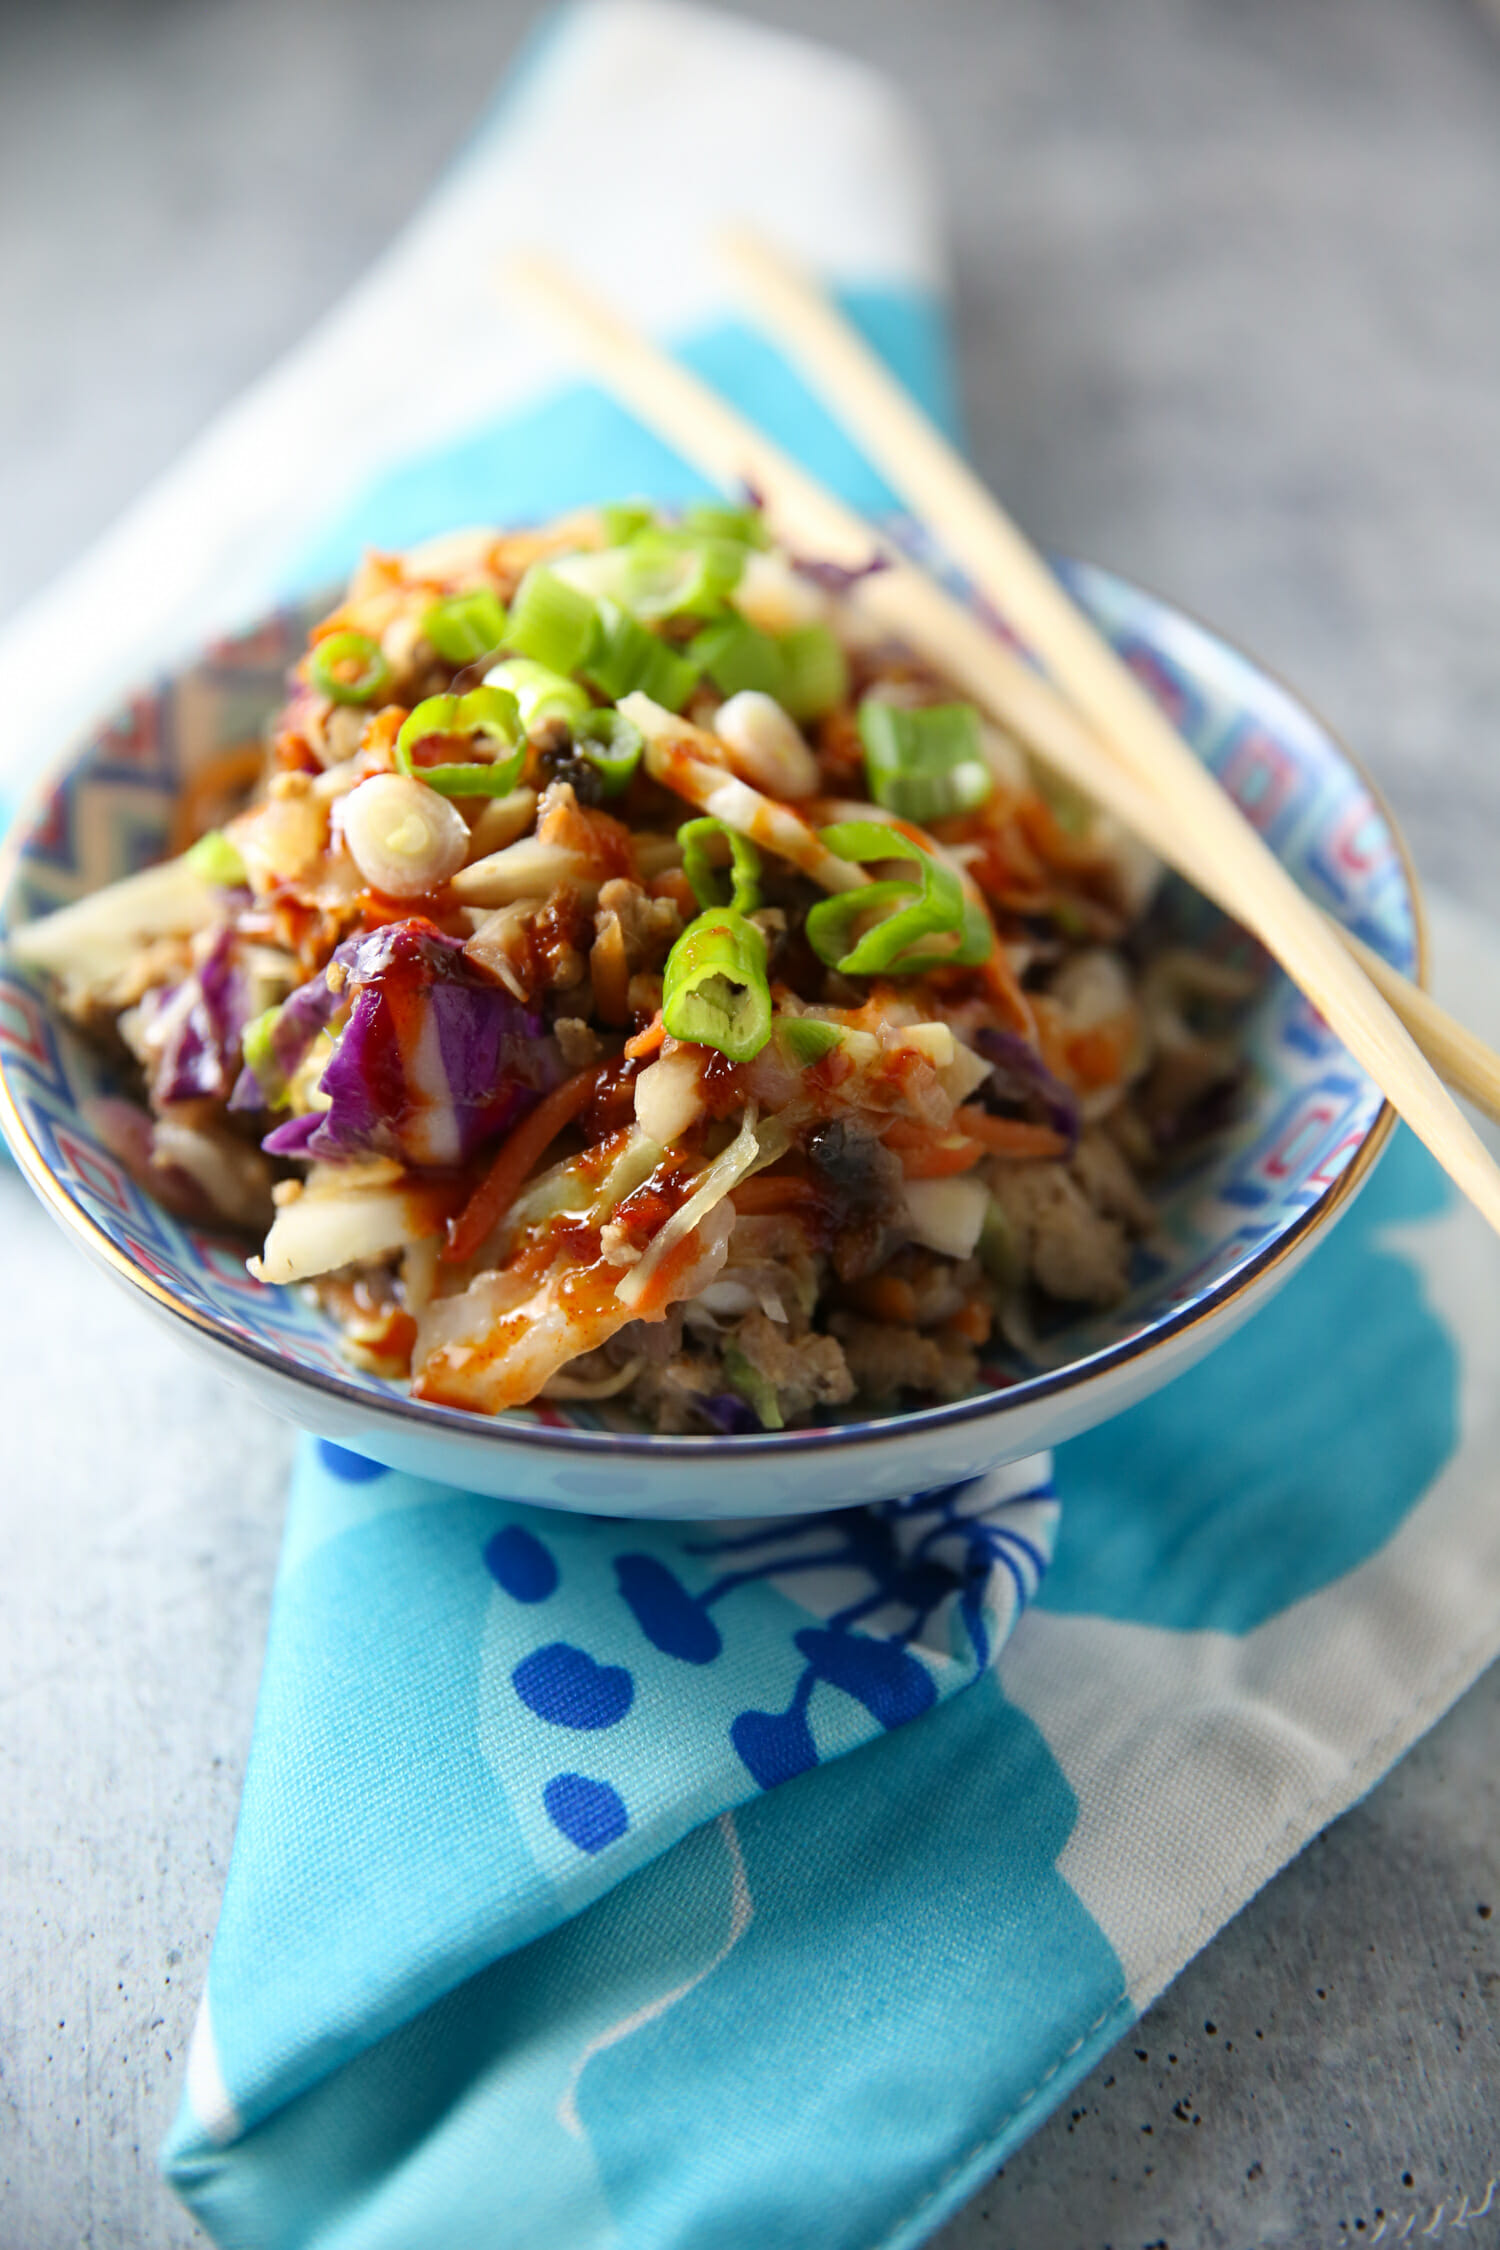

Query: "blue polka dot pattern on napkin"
(164, 1446), (1057, 2173)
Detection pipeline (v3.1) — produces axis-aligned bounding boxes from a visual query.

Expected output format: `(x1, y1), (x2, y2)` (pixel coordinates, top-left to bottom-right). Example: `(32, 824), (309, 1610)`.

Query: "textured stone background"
(2, 2), (1499, 2245)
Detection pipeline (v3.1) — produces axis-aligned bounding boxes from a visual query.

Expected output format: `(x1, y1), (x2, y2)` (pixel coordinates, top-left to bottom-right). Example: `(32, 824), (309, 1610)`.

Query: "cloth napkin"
(7, 5), (1500, 2245)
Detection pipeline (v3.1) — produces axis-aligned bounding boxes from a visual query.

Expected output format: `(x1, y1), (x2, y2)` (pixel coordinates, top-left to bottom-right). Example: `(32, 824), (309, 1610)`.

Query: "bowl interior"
(0, 561), (1416, 1445)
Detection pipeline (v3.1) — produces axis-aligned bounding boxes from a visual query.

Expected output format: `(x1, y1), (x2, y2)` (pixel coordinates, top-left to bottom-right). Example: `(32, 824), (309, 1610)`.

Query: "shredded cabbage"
(615, 1108), (786, 1310)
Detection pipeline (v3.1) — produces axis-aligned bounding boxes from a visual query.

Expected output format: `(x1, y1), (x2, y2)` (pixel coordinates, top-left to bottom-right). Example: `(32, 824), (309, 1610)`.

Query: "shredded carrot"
(970, 820), (1046, 897)
(648, 868), (697, 918)
(361, 704), (406, 760)
(1016, 793), (1112, 878)
(896, 1132), (986, 1179)
(443, 1063), (610, 1265)
(1066, 1024), (1127, 1091)
(976, 940), (1036, 1040)
(881, 809), (950, 861)
(730, 1175), (819, 1215)
(624, 1011), (665, 1060)
(590, 917), (631, 1027)
(308, 608), (355, 643)
(956, 1108), (1070, 1161)
(878, 1115), (936, 1150)
(946, 1300), (993, 1346)
(848, 1272), (920, 1324)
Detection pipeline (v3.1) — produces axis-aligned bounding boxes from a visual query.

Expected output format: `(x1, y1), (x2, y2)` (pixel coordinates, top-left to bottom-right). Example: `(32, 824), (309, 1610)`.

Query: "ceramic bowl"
(0, 560), (1417, 1516)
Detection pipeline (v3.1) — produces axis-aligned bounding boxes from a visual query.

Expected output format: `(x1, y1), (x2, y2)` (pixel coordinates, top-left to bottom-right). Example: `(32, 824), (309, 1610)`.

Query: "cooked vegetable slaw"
(11, 503), (1254, 1431)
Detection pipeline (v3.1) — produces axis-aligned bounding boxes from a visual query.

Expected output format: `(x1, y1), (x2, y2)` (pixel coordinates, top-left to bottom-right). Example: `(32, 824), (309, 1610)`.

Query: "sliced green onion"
(678, 816), (762, 916)
(858, 699), (993, 823)
(309, 630), (391, 707)
(805, 819), (991, 974)
(662, 909), (772, 1061)
(979, 1196), (1024, 1290)
(722, 1342), (785, 1430)
(483, 658), (591, 730)
(506, 566), (599, 674)
(682, 500), (770, 549)
(584, 600), (699, 711)
(602, 500), (657, 544)
(555, 531), (744, 624)
(575, 708), (644, 797)
(394, 685), (525, 798)
(625, 528), (745, 618)
(1039, 775), (1094, 837)
(778, 623), (850, 722)
(421, 588), (508, 666)
(954, 894), (998, 964)
(241, 1005), (292, 1110)
(777, 1016), (842, 1067)
(185, 829), (247, 887)
(688, 616), (788, 701)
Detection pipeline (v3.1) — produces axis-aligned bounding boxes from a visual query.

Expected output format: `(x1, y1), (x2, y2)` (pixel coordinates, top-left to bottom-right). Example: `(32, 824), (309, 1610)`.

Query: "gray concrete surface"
(3, 1), (1499, 2244)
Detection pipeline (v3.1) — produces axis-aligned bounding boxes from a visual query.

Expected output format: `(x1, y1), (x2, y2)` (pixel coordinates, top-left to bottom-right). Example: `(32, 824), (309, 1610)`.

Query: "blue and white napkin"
(6, 7), (1500, 2246)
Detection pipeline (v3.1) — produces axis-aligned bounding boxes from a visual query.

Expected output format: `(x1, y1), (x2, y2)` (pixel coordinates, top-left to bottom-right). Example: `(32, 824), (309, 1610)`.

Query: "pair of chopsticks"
(502, 241), (1500, 1241)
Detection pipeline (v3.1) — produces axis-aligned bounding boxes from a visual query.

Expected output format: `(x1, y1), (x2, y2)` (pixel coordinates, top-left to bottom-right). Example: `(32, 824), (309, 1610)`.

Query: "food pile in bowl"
(12, 503), (1255, 1431)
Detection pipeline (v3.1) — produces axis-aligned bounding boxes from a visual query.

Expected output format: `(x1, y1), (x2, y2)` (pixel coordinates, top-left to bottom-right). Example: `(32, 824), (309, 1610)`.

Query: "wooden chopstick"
(717, 228), (1500, 1128)
(714, 229), (1500, 1149)
(502, 251), (1500, 1235)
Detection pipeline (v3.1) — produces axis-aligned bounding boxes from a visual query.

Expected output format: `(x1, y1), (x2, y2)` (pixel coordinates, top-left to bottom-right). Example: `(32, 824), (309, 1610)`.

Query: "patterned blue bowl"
(0, 563), (1416, 1517)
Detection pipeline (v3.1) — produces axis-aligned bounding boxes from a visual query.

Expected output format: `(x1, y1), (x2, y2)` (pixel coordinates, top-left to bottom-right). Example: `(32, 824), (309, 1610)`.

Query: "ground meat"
(614, 1344), (727, 1433)
(594, 878), (683, 976)
(728, 1307), (855, 1420)
(861, 1247), (983, 1328)
(1137, 1036), (1242, 1146)
(553, 1016), (604, 1072)
(464, 890), (594, 1003)
(606, 1307), (686, 1370)
(829, 1313), (979, 1402)
(987, 1159), (1131, 1306)
(1102, 1099), (1158, 1176)
(591, 878), (684, 1026)
(1070, 1127), (1156, 1235)
(712, 1220), (822, 1330)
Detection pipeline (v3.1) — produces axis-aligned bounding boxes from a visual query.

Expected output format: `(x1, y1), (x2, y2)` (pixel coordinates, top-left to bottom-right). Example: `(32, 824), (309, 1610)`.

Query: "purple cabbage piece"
(262, 920), (563, 1170)
(141, 928), (249, 1107)
(975, 1027), (1081, 1156)
(788, 548), (890, 595)
(258, 1111), (323, 1157)
(697, 1392), (762, 1436)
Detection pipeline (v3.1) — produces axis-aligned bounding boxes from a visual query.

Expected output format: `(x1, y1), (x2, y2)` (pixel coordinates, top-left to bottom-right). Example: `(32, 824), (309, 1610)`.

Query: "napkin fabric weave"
(5, 8), (1500, 2247)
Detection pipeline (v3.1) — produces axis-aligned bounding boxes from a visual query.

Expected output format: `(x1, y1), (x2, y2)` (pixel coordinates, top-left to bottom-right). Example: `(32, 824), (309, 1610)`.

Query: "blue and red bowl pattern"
(0, 562), (1416, 1431)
